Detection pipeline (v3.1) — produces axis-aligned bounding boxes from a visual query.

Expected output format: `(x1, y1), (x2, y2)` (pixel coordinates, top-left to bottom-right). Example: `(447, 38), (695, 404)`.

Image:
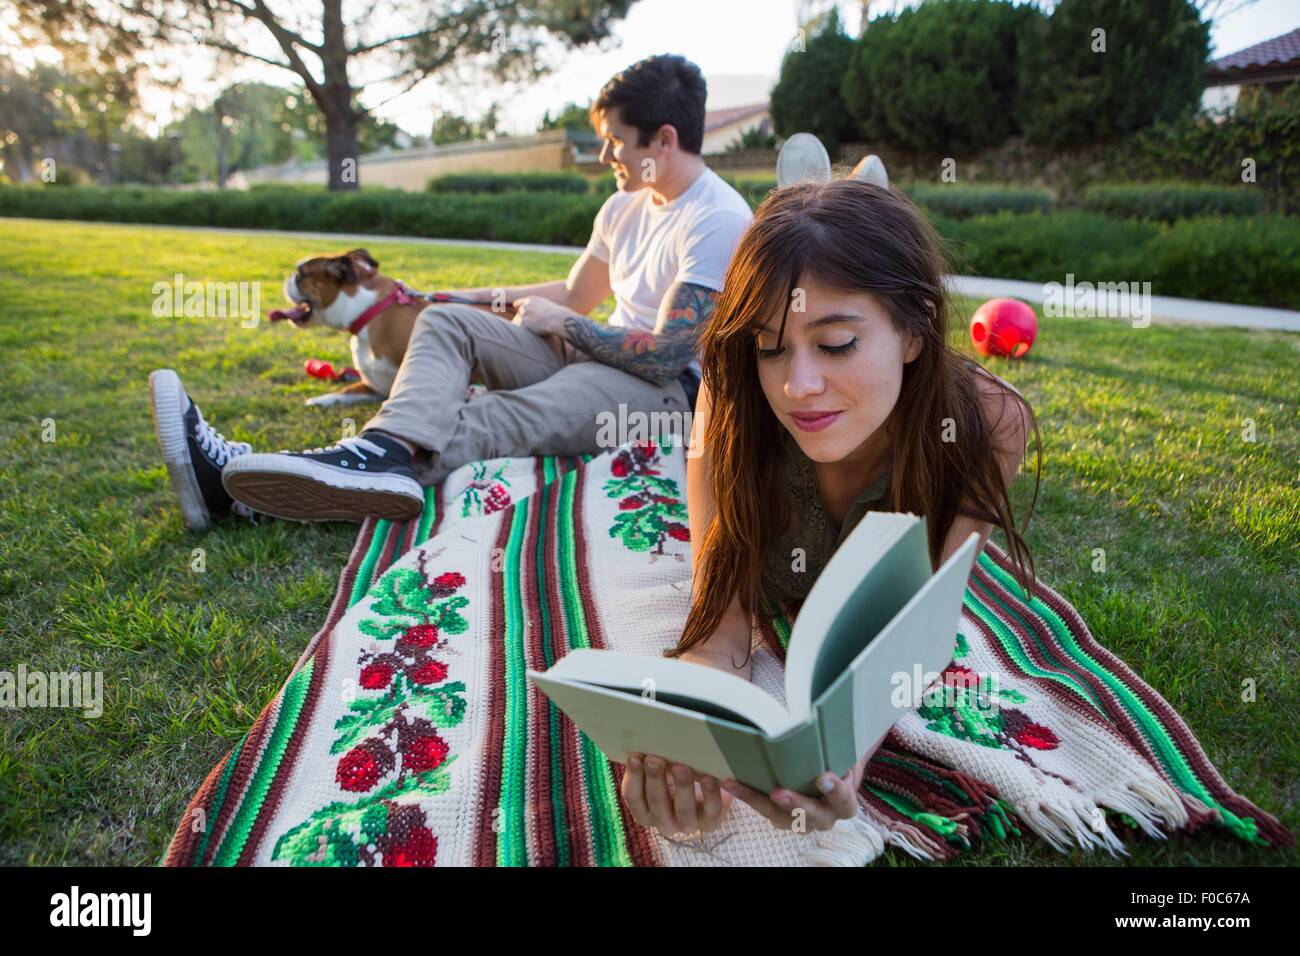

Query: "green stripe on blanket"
(163, 444), (1291, 866)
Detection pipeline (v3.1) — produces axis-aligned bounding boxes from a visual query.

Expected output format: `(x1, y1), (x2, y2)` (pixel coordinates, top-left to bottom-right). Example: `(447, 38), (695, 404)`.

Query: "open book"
(528, 513), (979, 796)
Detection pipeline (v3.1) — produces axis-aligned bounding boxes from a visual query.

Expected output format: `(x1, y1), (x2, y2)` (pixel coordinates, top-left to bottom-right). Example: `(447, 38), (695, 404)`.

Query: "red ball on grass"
(970, 298), (1037, 359)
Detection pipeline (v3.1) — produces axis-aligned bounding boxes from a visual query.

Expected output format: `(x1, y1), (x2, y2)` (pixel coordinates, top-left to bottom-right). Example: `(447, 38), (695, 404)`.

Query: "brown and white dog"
(271, 248), (425, 407)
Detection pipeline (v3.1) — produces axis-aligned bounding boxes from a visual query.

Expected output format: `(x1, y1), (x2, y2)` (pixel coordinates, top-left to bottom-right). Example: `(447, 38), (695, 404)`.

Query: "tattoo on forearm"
(562, 282), (718, 385)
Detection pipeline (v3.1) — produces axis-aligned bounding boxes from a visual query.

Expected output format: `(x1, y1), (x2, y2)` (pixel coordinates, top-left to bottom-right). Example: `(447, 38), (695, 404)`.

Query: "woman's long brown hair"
(672, 178), (1041, 658)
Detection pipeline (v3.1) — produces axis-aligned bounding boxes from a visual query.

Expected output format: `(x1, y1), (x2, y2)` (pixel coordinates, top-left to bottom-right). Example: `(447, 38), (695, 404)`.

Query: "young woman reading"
(619, 178), (1041, 839)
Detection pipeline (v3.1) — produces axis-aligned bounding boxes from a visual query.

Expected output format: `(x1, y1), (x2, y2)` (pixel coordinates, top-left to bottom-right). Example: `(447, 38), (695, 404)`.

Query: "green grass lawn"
(0, 219), (1295, 866)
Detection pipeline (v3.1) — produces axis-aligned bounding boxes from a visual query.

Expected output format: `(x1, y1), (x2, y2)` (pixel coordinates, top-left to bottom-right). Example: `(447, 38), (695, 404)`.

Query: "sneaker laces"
(194, 415), (252, 467)
(290, 435), (388, 459)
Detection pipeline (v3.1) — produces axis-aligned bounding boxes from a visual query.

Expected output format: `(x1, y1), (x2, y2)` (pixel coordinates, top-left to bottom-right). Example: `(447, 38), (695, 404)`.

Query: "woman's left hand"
(722, 749), (871, 833)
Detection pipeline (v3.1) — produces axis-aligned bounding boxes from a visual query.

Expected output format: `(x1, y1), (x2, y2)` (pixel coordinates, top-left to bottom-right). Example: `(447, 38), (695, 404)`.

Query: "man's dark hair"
(591, 54), (707, 154)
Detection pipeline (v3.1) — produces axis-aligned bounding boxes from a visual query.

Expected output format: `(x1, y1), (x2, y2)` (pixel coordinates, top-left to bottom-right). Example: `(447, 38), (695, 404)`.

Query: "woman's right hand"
(618, 638), (750, 836)
(620, 754), (733, 837)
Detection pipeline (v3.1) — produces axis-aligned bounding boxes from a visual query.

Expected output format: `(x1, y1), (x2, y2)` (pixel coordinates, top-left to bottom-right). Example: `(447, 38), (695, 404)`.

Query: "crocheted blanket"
(163, 439), (1291, 866)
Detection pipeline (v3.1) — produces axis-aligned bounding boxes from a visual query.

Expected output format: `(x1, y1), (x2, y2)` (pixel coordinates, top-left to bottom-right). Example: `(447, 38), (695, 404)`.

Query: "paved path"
(9, 217), (1298, 332)
(946, 276), (1300, 334)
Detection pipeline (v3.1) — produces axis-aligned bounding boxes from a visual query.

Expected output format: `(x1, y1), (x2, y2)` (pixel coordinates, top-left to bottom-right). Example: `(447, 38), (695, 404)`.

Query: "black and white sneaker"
(149, 368), (256, 531)
(221, 431), (424, 523)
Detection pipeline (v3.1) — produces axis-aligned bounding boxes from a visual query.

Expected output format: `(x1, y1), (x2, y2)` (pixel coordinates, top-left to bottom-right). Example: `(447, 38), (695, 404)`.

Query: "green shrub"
(770, 9), (858, 154)
(1101, 83), (1300, 215)
(0, 184), (604, 246)
(1018, 0), (1210, 148)
(248, 181), (329, 193)
(1141, 215), (1300, 309)
(843, 0), (1042, 154)
(903, 183), (1054, 218)
(1081, 182), (1265, 221)
(933, 209), (1300, 309)
(426, 171), (589, 194)
(933, 210), (1158, 280)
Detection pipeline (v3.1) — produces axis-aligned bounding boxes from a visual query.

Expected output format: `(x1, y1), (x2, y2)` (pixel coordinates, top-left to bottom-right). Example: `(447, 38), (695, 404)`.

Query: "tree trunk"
(215, 111), (229, 190)
(322, 98), (360, 191)
(319, 0), (359, 191)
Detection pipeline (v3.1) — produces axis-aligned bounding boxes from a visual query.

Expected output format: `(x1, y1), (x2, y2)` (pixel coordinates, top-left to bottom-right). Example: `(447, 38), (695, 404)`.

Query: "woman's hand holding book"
(722, 754), (870, 833)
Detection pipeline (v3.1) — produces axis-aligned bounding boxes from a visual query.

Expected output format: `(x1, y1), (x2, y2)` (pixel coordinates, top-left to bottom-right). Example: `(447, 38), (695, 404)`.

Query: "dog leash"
(347, 283), (518, 334)
(269, 282), (517, 334)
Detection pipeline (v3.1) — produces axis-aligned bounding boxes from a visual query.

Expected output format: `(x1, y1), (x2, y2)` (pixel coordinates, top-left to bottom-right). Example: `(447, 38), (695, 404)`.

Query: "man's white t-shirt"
(584, 167), (752, 376)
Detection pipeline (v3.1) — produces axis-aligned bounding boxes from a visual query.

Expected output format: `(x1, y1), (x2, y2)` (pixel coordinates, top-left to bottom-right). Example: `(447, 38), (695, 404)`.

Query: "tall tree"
(843, 0), (1043, 155)
(538, 100), (593, 132)
(1017, 0), (1210, 148)
(770, 8), (857, 154)
(19, 1), (636, 190)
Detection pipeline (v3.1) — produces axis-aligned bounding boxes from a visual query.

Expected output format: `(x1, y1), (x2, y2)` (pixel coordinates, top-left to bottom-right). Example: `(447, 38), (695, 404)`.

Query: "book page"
(783, 513), (929, 722)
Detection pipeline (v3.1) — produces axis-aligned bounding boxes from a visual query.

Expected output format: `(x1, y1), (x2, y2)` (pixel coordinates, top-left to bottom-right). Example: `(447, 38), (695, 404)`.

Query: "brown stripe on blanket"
(474, 511), (514, 866)
(971, 555), (1220, 826)
(230, 518), (390, 863)
(163, 749), (232, 866)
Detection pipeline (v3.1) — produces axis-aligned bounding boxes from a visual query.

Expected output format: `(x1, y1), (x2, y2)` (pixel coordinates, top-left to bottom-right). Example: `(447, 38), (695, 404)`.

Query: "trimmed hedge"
(1137, 215), (1300, 309)
(932, 210), (1157, 280)
(426, 171), (590, 194)
(1081, 182), (1265, 222)
(903, 183), (1054, 218)
(933, 209), (1300, 310)
(0, 184), (603, 247)
(0, 184), (605, 247)
(2, 185), (1295, 308)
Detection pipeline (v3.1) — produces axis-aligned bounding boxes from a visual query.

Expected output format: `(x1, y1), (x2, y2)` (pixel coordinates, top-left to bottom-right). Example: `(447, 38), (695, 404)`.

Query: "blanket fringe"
(800, 815), (888, 867)
(1016, 795), (1127, 856)
(1104, 776), (1190, 839)
(864, 803), (954, 861)
(1014, 775), (1190, 858)
(884, 818), (959, 861)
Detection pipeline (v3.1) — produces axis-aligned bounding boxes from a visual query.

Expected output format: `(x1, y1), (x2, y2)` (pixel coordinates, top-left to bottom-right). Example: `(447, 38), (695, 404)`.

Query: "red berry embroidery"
(484, 484), (511, 513)
(1014, 722), (1060, 750)
(359, 662), (394, 690)
(337, 740), (392, 792)
(383, 827), (438, 867)
(400, 624), (439, 648)
(403, 734), (450, 774)
(408, 660), (449, 685)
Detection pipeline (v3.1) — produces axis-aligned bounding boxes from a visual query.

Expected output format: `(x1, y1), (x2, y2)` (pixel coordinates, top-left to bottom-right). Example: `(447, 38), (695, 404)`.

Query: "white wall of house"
(1201, 83), (1241, 116)
(701, 111), (772, 154)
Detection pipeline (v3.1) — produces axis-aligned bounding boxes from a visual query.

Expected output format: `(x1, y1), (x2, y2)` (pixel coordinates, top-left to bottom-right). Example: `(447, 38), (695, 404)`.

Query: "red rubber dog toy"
(970, 298), (1037, 359)
(304, 358), (361, 383)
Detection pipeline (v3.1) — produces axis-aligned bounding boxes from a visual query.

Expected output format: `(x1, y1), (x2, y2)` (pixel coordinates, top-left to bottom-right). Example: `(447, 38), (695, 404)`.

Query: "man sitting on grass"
(149, 54), (752, 529)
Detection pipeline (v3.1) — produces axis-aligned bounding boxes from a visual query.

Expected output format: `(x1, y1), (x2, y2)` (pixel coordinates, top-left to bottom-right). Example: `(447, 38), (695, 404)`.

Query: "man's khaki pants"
(364, 303), (691, 486)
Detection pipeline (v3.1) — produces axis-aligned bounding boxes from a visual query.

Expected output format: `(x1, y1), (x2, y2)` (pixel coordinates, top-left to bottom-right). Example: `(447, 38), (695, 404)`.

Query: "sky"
(6, 0), (1300, 138)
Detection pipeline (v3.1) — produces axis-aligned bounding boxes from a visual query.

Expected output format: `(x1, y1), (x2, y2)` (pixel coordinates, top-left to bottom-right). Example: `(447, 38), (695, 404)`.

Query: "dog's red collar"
(349, 282), (423, 335)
